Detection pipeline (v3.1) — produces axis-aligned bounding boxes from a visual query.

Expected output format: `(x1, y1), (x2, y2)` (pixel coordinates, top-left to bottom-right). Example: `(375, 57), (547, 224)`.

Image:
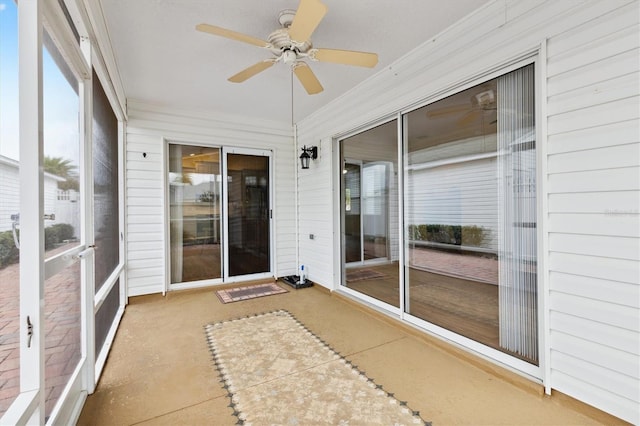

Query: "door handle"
(74, 245), (96, 260)
(27, 316), (33, 348)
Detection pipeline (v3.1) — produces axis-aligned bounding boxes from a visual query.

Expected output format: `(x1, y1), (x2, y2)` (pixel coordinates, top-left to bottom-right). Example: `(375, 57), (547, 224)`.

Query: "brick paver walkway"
(410, 247), (498, 285)
(0, 244), (81, 418)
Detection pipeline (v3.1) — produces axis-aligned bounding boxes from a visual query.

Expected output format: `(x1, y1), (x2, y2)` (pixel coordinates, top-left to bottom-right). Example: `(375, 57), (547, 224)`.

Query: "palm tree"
(173, 173), (193, 185)
(44, 156), (79, 191)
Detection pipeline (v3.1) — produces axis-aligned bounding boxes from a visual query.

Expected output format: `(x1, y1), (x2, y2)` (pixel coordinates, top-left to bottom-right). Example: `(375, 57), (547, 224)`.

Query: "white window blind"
(497, 64), (538, 361)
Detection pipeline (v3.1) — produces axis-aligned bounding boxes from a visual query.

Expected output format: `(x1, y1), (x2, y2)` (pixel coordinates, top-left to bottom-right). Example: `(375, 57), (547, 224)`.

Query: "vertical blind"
(497, 64), (538, 361)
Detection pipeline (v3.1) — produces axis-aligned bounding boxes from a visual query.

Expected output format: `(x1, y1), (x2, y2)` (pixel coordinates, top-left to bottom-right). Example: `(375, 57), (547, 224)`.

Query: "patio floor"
(77, 283), (621, 425)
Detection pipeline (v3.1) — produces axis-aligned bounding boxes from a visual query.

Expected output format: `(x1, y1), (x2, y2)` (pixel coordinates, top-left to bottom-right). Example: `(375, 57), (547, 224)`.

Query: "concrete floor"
(78, 284), (623, 425)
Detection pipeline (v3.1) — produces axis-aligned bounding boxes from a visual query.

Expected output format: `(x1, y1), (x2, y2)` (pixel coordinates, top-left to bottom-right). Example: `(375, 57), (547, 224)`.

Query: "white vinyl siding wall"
(295, 1), (639, 423)
(407, 155), (499, 252)
(545, 1), (639, 422)
(0, 158), (21, 233)
(125, 101), (294, 296)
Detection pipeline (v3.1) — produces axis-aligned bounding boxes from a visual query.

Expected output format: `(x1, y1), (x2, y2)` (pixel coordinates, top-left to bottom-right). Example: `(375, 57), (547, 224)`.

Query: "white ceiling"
(99, 0), (490, 125)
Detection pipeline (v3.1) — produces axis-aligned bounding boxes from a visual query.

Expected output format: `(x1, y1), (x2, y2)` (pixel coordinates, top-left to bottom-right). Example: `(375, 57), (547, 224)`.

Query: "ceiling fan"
(195, 0), (379, 95)
(426, 89), (497, 126)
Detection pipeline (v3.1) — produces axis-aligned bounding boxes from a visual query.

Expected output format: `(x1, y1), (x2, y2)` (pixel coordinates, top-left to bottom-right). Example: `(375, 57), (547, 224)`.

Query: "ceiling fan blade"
(426, 104), (470, 118)
(312, 48), (378, 68)
(196, 23), (270, 48)
(228, 60), (276, 83)
(288, 0), (328, 42)
(457, 109), (481, 127)
(293, 62), (323, 95)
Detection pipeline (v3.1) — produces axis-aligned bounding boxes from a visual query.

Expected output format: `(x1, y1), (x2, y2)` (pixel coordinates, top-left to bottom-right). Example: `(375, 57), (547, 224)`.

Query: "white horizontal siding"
(407, 157), (498, 251)
(297, 136), (334, 287)
(295, 0), (639, 422)
(0, 161), (20, 233)
(550, 271), (639, 308)
(125, 101), (294, 296)
(549, 233), (639, 261)
(0, 160), (62, 233)
(544, 3), (640, 421)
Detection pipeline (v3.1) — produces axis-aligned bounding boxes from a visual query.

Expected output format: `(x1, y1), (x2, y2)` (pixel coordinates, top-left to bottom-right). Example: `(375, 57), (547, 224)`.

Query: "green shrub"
(0, 230), (19, 268)
(407, 223), (490, 247)
(50, 223), (75, 242)
(44, 226), (59, 250)
(0, 223), (76, 269)
(461, 225), (487, 247)
(44, 223), (76, 250)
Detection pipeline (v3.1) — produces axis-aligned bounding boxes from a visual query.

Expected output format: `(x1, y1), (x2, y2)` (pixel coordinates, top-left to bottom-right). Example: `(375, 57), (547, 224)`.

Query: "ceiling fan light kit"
(196, 0), (379, 95)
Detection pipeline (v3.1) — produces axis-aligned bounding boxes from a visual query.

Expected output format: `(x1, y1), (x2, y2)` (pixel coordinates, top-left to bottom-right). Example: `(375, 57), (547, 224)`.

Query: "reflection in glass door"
(168, 145), (222, 284)
(340, 120), (399, 308)
(0, 1), (21, 415)
(403, 64), (538, 364)
(168, 146), (271, 284)
(225, 151), (271, 277)
(42, 31), (83, 420)
(362, 162), (389, 261)
(344, 163), (361, 263)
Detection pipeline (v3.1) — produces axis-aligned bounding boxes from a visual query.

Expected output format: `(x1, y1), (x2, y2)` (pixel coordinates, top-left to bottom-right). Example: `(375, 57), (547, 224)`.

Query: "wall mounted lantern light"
(299, 145), (318, 169)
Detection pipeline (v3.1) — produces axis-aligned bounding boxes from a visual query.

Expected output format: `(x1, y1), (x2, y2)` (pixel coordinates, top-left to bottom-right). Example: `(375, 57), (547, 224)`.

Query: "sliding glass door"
(338, 64), (538, 366)
(168, 145), (222, 284)
(224, 149), (271, 278)
(340, 120), (400, 308)
(167, 145), (272, 286)
(403, 64), (537, 364)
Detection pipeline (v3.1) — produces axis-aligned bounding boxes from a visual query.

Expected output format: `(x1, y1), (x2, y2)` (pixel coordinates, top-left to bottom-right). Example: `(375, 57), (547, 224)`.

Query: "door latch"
(27, 316), (33, 348)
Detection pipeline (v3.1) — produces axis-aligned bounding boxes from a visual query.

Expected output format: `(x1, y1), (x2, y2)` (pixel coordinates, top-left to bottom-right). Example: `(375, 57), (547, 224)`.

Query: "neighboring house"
(0, 154), (71, 233)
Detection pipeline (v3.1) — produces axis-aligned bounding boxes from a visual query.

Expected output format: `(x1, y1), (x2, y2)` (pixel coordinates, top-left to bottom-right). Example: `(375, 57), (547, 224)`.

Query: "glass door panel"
(341, 120), (399, 308)
(169, 145), (222, 284)
(403, 65), (537, 364)
(225, 152), (270, 277)
(42, 33), (83, 418)
(0, 1), (21, 415)
(343, 163), (362, 263)
(362, 162), (389, 261)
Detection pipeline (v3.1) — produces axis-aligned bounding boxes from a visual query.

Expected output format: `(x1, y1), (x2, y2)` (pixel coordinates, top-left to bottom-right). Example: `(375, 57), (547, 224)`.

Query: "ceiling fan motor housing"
(268, 27), (312, 57)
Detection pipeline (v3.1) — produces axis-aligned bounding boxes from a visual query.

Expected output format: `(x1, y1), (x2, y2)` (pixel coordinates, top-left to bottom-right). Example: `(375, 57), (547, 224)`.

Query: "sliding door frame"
(164, 142), (274, 291)
(332, 47), (547, 383)
(336, 117), (402, 317)
(164, 141), (224, 292)
(222, 146), (274, 283)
